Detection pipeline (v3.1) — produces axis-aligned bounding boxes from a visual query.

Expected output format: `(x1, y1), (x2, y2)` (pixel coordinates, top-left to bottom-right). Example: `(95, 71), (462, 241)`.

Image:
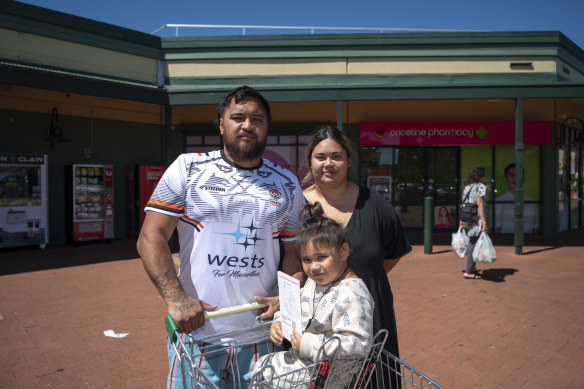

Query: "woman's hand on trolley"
(168, 296), (217, 334)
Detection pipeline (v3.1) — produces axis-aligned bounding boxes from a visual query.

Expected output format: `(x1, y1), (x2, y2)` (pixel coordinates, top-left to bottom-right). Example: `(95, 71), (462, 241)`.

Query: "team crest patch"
(269, 189), (282, 201)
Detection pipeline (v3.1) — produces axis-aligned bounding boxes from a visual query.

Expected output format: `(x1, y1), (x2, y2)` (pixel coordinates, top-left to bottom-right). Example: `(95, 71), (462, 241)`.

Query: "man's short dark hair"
(213, 86), (271, 129)
(504, 163), (515, 177)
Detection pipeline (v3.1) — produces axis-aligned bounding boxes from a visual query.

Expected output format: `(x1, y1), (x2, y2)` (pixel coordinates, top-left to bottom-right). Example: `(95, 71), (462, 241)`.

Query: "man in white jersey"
(137, 86), (305, 387)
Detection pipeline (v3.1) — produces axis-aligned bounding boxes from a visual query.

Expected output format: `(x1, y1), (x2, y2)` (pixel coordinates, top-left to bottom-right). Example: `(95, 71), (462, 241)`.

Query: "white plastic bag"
(472, 232), (497, 263)
(451, 227), (469, 258)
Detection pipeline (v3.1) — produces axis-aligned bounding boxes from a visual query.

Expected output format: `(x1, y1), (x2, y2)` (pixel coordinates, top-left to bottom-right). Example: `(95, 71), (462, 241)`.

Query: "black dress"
(345, 186), (412, 386)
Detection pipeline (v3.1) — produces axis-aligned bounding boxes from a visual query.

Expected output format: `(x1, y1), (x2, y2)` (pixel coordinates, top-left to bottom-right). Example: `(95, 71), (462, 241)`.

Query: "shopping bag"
(472, 232), (497, 263)
(451, 227), (469, 258)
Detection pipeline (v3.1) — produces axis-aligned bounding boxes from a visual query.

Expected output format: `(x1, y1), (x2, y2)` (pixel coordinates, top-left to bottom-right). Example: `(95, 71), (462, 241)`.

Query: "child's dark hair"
(295, 202), (349, 253)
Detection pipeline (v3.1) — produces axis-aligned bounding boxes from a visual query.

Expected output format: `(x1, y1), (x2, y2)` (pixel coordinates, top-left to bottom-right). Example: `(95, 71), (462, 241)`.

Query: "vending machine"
(0, 153), (49, 249)
(67, 164), (114, 242)
(126, 165), (166, 238)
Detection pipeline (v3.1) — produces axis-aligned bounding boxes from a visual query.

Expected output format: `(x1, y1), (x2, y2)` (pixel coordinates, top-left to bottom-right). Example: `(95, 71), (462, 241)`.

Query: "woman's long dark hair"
(295, 202), (349, 254)
(464, 167), (486, 186)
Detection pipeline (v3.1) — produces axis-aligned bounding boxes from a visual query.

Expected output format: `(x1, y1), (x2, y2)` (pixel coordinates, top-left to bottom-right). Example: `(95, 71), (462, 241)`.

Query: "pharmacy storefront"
(358, 120), (554, 234)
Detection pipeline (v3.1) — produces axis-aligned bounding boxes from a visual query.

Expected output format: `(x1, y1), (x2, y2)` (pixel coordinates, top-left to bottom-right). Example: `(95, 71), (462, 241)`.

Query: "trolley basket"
(249, 329), (389, 389)
(166, 302), (272, 389)
(369, 349), (445, 389)
(165, 304), (444, 389)
(165, 303), (394, 389)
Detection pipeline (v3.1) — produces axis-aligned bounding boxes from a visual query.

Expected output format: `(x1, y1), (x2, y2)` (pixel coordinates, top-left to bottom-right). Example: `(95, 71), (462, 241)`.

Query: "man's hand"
(270, 321), (284, 345)
(169, 296), (217, 334)
(254, 295), (279, 320)
(291, 329), (302, 352)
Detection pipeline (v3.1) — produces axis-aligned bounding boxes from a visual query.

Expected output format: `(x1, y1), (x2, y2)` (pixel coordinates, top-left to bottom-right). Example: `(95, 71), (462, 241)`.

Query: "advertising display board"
(0, 154), (49, 248)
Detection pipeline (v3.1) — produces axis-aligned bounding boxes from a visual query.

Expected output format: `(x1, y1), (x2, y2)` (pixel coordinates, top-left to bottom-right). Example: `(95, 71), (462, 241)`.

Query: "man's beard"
(223, 134), (266, 162)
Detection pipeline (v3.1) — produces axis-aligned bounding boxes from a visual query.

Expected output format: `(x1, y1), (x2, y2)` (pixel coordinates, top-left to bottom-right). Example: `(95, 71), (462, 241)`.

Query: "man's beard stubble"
(223, 135), (266, 163)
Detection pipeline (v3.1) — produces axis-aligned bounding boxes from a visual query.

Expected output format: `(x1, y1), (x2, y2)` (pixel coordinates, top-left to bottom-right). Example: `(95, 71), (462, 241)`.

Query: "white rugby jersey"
(145, 150), (304, 336)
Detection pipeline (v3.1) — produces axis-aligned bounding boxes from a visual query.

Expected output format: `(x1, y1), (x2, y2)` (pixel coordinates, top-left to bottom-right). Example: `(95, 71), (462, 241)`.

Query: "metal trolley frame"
(165, 310), (444, 389)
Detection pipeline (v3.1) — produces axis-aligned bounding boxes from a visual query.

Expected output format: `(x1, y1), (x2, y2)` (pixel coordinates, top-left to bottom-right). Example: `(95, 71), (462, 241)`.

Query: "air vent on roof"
(509, 62), (533, 70)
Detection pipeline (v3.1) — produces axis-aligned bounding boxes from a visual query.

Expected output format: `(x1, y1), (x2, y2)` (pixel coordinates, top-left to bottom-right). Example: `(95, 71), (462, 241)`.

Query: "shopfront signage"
(0, 154), (46, 164)
(360, 121), (552, 146)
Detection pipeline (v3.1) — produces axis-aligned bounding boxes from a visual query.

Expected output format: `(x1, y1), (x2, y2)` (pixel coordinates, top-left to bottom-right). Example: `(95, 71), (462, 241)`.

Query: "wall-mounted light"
(43, 108), (71, 148)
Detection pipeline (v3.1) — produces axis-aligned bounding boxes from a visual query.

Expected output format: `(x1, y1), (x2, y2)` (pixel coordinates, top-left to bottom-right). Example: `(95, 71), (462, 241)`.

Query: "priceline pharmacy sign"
(360, 121), (552, 146)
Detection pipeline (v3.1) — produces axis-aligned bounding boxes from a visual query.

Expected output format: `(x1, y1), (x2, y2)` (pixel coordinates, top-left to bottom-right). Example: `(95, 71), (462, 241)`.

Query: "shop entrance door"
(392, 147), (458, 230)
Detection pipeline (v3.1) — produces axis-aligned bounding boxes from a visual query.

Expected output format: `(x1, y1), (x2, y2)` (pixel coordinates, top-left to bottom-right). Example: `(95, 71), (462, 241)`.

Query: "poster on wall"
(493, 145), (540, 234)
(434, 205), (456, 229)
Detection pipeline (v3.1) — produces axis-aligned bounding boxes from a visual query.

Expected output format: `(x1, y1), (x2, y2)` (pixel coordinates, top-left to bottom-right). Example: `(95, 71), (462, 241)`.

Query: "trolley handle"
(165, 302), (268, 342)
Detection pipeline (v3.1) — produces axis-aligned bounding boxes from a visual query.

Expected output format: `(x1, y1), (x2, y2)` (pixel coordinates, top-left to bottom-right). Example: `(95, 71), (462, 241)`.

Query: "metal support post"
(515, 98), (525, 255)
(424, 196), (434, 254)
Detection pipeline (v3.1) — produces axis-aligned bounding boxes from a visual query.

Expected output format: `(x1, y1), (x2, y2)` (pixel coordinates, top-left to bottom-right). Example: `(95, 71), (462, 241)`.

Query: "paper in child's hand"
(277, 271), (302, 341)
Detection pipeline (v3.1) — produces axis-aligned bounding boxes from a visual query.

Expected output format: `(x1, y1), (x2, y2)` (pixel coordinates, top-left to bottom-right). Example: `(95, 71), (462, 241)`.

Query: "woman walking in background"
(460, 167), (488, 279)
(302, 125), (411, 387)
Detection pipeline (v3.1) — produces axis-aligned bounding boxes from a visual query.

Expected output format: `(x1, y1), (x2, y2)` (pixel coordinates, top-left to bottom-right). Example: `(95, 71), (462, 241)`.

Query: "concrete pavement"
(0, 233), (583, 388)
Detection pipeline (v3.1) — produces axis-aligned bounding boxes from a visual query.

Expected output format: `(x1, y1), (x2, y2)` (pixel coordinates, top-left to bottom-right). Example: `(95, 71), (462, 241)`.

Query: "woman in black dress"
(302, 125), (411, 387)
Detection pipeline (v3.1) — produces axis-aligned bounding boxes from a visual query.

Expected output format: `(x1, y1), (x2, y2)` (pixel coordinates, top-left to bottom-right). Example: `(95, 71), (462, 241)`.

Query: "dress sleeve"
(371, 188), (411, 260)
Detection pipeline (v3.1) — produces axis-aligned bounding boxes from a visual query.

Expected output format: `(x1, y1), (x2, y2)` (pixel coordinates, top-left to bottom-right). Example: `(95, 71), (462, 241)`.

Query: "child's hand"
(270, 321), (284, 345)
(291, 329), (302, 352)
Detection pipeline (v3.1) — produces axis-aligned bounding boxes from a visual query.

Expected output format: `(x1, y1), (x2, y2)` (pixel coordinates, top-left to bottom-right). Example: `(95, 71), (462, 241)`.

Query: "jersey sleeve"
(144, 154), (187, 217)
(279, 175), (306, 242)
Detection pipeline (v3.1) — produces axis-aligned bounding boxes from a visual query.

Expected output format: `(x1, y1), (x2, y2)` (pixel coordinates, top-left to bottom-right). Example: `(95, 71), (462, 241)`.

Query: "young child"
(253, 202), (374, 386)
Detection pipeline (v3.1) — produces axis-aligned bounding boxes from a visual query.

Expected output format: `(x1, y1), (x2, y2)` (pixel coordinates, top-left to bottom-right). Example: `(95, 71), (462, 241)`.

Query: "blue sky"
(15, 0), (584, 50)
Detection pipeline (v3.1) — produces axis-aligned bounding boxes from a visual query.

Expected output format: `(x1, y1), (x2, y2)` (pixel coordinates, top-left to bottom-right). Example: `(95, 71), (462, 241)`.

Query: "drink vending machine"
(126, 165), (166, 238)
(67, 164), (114, 242)
(0, 153), (49, 249)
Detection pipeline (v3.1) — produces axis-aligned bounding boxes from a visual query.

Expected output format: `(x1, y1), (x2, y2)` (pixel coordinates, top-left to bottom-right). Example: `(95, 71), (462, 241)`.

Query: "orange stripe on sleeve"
(183, 214), (204, 229)
(147, 199), (184, 212)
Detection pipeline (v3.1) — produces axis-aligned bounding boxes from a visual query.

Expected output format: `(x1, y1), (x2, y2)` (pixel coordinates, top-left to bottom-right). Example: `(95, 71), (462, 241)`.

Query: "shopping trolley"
(367, 349), (445, 389)
(165, 302), (391, 389)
